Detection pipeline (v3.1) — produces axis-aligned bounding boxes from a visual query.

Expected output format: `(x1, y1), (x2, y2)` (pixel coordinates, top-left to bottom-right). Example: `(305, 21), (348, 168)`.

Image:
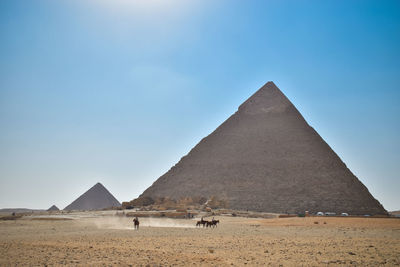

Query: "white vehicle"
(341, 213), (349, 216)
(325, 212), (336, 216)
(317, 212), (324, 216)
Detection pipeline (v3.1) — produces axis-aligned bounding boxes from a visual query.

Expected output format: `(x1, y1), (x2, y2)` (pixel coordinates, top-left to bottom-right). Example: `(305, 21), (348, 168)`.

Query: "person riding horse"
(133, 216), (139, 230)
(196, 216), (208, 227)
(205, 217), (219, 228)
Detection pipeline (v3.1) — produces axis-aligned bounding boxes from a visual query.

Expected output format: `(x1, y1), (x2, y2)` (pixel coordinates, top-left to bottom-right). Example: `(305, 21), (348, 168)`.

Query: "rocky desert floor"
(0, 212), (399, 266)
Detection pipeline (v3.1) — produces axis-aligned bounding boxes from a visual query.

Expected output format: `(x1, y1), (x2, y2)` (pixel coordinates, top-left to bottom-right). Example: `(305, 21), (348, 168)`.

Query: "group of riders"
(196, 217), (220, 228)
(132, 216), (220, 230)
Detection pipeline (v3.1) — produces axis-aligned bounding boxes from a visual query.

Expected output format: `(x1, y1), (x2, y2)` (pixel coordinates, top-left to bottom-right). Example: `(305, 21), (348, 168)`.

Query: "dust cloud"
(89, 217), (196, 230)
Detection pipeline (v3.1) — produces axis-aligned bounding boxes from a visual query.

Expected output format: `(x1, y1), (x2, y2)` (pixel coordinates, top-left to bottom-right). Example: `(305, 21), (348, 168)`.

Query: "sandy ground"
(0, 213), (399, 266)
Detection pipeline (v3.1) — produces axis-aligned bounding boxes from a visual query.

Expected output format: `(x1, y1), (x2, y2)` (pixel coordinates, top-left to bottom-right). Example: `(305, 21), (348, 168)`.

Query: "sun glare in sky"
(92, 0), (196, 16)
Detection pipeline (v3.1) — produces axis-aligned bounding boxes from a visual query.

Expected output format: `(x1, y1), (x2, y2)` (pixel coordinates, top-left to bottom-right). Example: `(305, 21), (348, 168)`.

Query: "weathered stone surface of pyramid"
(64, 183), (121, 211)
(47, 205), (59, 211)
(139, 82), (387, 215)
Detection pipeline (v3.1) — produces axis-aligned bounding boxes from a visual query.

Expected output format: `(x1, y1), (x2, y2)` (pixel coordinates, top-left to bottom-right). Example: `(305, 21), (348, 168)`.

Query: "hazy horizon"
(1, 0), (399, 211)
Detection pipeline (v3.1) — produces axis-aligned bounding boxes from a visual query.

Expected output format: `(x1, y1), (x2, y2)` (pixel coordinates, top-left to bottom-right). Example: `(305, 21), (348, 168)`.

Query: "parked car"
(317, 212), (324, 216)
(325, 212), (336, 216)
(341, 213), (349, 216)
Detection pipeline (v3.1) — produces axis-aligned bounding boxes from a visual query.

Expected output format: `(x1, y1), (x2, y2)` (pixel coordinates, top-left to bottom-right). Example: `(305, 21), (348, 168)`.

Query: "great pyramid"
(47, 205), (59, 211)
(64, 183), (121, 211)
(139, 82), (386, 215)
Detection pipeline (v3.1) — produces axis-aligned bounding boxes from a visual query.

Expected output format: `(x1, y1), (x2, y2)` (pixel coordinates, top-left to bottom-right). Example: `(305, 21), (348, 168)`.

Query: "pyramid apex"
(94, 182), (104, 188)
(265, 81), (276, 86)
(238, 81), (291, 114)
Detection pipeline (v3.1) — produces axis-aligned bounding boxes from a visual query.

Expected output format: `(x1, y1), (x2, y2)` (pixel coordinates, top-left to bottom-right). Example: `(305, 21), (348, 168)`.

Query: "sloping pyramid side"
(139, 82), (386, 215)
(64, 183), (121, 211)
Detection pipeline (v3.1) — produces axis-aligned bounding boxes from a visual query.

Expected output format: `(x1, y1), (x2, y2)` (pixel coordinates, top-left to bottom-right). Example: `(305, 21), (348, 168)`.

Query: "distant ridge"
(138, 82), (387, 215)
(47, 205), (59, 211)
(64, 183), (121, 211)
(0, 208), (44, 214)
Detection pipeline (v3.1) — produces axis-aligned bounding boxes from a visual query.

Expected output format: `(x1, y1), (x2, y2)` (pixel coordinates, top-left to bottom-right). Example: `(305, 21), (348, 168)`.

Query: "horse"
(133, 217), (139, 230)
(196, 220), (208, 227)
(212, 219), (219, 227)
(206, 219), (220, 228)
(206, 221), (214, 228)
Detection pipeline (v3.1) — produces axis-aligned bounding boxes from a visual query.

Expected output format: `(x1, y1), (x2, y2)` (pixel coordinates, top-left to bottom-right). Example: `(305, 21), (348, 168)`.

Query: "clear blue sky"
(1, 0), (399, 211)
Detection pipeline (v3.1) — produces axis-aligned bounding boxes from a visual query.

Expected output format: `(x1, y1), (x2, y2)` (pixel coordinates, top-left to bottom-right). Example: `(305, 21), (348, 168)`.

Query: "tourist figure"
(133, 216), (139, 230)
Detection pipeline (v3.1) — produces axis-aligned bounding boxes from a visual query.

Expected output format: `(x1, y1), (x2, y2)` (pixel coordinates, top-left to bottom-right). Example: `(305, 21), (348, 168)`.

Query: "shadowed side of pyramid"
(138, 82), (387, 215)
(64, 183), (121, 211)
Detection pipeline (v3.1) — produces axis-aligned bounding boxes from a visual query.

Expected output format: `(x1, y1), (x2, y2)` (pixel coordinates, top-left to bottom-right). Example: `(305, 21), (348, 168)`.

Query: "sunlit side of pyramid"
(64, 183), (121, 211)
(139, 82), (386, 215)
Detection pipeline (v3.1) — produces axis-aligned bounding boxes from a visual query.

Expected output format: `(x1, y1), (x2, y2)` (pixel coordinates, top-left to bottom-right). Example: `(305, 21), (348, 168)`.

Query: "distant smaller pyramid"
(64, 183), (121, 211)
(47, 205), (59, 211)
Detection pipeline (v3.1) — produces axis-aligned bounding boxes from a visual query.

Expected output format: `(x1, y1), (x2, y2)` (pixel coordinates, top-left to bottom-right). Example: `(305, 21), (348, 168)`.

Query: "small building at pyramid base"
(135, 82), (387, 215)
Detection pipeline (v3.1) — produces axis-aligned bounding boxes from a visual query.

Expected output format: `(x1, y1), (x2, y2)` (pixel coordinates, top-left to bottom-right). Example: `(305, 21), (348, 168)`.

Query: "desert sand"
(1, 212), (399, 266)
